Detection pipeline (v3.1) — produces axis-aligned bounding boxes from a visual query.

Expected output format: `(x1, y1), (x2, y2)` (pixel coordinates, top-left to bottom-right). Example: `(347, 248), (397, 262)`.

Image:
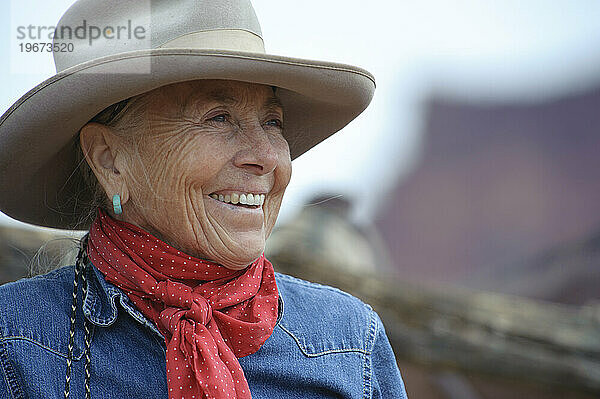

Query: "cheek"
(274, 139), (292, 191)
(264, 141), (292, 234)
(129, 137), (218, 211)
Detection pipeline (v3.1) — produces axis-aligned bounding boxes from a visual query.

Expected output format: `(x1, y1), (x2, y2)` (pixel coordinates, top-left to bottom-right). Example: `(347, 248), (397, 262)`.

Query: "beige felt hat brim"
(0, 48), (375, 230)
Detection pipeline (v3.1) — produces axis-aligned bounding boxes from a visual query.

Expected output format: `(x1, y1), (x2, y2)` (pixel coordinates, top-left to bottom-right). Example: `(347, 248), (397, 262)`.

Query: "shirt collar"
(83, 261), (284, 336)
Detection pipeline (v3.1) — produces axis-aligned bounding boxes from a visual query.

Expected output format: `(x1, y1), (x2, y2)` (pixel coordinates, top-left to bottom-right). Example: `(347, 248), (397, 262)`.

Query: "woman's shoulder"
(274, 272), (379, 354)
(0, 265), (75, 304)
(0, 266), (75, 338)
(275, 272), (372, 313)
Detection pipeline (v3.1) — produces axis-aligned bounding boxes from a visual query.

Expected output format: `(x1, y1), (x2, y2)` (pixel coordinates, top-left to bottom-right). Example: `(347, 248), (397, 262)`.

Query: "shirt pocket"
(276, 304), (373, 357)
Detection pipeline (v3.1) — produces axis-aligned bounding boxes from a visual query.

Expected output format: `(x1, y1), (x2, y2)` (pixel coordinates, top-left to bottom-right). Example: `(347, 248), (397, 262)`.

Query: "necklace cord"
(64, 234), (92, 399)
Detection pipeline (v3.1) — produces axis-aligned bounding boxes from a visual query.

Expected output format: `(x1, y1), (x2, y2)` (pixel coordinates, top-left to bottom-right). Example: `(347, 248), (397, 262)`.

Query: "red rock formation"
(375, 87), (600, 303)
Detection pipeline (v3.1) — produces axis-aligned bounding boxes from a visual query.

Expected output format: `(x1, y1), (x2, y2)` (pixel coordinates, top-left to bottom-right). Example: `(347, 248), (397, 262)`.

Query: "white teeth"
(210, 192), (266, 207)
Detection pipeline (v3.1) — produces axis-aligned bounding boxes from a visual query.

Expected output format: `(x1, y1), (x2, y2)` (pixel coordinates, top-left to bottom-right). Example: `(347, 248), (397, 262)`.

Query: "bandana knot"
(155, 282), (213, 330)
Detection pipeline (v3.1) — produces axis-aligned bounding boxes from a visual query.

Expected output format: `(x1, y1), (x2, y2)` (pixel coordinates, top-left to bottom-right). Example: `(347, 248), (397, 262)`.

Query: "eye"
(209, 113), (228, 123)
(265, 118), (283, 129)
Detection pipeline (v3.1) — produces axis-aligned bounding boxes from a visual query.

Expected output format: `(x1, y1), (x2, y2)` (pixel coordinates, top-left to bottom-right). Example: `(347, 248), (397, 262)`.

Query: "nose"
(233, 123), (279, 175)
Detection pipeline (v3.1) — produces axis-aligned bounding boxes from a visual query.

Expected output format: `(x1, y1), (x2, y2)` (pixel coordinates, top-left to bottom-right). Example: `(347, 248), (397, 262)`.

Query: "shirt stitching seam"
(0, 331), (25, 399)
(363, 309), (377, 399)
(277, 324), (368, 357)
(1, 336), (85, 360)
(85, 262), (120, 326)
(84, 287), (113, 326)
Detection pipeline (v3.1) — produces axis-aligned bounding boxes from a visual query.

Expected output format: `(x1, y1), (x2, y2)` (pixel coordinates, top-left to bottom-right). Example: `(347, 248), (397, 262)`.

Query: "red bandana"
(87, 208), (278, 399)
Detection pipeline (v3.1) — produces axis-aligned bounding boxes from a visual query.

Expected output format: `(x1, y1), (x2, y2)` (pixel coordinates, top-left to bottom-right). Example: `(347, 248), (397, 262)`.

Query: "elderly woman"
(0, 1), (407, 398)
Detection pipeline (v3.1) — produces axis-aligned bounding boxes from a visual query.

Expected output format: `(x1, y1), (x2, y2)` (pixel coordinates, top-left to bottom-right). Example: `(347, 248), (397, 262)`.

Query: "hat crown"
(53, 0), (264, 72)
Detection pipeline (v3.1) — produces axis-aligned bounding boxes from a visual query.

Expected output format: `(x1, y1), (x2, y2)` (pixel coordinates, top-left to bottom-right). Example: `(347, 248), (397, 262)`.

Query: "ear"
(79, 122), (130, 206)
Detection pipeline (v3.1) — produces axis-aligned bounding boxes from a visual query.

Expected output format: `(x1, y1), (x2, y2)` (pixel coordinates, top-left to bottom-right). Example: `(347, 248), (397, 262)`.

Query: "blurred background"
(2, 1), (600, 398)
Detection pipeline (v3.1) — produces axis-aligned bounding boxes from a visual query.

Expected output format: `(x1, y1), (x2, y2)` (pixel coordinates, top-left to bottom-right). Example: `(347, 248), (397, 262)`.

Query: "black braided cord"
(64, 235), (92, 399)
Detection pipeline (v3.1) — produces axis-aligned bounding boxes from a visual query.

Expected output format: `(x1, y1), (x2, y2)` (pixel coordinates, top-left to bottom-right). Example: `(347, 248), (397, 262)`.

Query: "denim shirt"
(0, 263), (407, 398)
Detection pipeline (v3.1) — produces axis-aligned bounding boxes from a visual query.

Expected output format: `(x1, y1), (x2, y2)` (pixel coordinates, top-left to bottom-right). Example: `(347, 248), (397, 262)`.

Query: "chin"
(220, 252), (263, 270)
(217, 234), (266, 270)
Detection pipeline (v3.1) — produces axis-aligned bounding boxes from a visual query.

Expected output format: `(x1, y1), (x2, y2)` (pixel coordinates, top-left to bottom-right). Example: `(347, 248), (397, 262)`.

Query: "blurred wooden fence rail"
(269, 253), (600, 394)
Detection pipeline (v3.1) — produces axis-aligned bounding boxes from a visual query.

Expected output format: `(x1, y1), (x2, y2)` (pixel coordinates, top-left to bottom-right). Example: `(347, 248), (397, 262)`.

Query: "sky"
(2, 0), (600, 232)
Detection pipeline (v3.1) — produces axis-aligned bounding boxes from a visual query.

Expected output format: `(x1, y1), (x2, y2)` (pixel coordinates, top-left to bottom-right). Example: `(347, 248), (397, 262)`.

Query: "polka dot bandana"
(87, 208), (279, 399)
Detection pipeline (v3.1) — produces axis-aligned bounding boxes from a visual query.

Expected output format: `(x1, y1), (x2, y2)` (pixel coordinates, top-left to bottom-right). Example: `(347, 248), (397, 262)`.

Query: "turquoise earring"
(112, 194), (122, 215)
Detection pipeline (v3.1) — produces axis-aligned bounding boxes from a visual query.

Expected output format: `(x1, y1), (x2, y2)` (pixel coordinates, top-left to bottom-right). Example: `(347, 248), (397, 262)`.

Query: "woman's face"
(90, 80), (292, 270)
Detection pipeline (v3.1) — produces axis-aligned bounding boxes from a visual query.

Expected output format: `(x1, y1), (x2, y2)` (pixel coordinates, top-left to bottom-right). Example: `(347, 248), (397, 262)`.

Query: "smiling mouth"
(209, 192), (265, 209)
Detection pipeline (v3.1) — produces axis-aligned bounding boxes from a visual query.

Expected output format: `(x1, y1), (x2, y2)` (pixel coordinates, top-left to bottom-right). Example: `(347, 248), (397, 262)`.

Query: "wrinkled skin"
(80, 80), (292, 270)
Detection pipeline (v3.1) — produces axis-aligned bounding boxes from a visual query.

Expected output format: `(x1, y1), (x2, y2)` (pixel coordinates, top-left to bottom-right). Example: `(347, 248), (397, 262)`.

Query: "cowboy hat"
(0, 0), (375, 230)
